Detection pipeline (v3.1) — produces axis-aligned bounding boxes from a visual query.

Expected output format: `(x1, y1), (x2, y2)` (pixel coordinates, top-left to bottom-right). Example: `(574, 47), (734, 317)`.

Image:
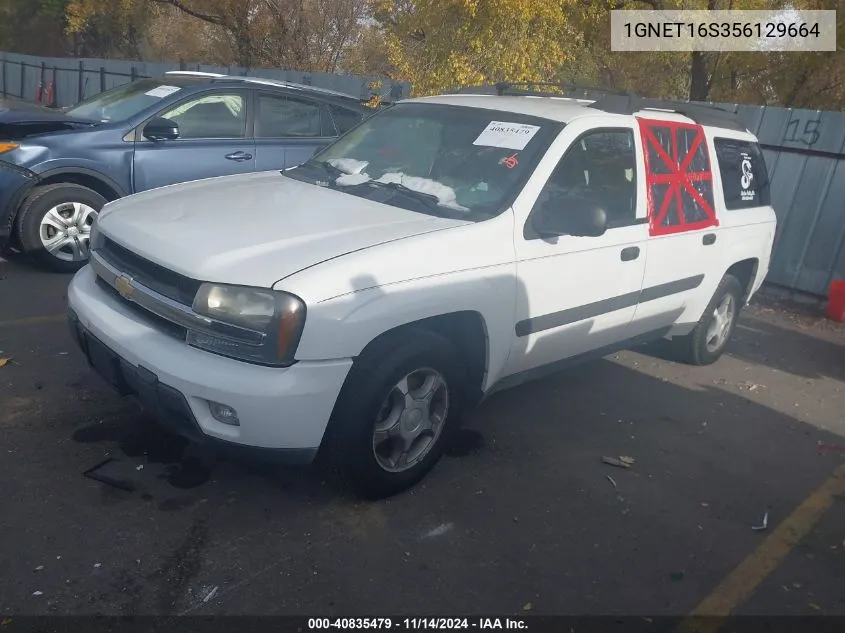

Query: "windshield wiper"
(368, 180), (442, 211)
(304, 159), (344, 179)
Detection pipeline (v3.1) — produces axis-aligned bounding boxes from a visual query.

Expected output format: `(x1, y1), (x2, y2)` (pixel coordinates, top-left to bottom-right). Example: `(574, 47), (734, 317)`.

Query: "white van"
(67, 84), (777, 498)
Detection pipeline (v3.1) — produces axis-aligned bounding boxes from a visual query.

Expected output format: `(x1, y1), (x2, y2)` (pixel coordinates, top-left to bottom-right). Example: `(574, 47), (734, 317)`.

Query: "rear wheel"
(673, 274), (743, 365)
(325, 328), (466, 499)
(16, 183), (106, 273)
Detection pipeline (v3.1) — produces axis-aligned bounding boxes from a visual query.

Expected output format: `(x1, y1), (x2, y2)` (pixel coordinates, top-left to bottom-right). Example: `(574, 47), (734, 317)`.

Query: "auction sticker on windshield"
(144, 85), (181, 98)
(473, 121), (540, 151)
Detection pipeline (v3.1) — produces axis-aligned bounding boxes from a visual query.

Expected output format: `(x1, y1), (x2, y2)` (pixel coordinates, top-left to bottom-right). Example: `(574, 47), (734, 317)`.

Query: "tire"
(673, 273), (743, 366)
(325, 328), (466, 500)
(16, 183), (106, 273)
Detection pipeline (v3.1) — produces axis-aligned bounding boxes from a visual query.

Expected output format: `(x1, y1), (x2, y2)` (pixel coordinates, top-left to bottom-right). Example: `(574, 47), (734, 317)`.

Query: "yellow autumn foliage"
(376, 0), (580, 96)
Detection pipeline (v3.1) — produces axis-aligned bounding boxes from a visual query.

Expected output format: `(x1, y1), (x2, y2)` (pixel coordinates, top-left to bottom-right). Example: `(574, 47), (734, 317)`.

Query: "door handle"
(702, 233), (717, 245)
(225, 151), (253, 162)
(620, 246), (640, 261)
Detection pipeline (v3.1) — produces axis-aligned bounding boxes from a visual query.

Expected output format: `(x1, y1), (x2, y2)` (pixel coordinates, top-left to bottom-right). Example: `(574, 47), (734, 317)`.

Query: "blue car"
(0, 71), (376, 272)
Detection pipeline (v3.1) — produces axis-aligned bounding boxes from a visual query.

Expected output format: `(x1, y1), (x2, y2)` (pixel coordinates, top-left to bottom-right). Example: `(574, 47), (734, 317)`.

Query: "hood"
(97, 171), (470, 288)
(0, 101), (97, 140)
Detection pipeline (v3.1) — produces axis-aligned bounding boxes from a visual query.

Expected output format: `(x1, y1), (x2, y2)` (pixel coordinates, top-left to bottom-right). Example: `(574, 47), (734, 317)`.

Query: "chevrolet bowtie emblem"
(115, 274), (134, 299)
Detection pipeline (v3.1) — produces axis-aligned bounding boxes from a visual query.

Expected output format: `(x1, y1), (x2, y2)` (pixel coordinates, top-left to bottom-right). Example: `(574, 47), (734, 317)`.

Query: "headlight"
(0, 143), (19, 155)
(187, 283), (306, 366)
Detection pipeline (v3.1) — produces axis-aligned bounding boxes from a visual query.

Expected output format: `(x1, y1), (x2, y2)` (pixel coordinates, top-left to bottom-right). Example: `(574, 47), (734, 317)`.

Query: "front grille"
(99, 238), (202, 306)
(96, 276), (188, 341)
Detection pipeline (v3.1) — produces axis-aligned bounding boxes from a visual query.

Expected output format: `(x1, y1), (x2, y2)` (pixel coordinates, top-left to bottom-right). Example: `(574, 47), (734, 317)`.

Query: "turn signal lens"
(0, 143), (19, 154)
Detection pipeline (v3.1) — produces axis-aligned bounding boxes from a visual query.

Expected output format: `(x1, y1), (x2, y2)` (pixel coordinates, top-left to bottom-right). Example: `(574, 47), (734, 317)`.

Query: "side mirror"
(532, 197), (608, 238)
(143, 117), (179, 141)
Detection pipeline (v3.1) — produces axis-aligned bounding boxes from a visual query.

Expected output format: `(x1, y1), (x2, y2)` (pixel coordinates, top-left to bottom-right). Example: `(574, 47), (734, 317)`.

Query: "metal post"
(1, 59), (6, 98)
(51, 66), (57, 107)
(19, 62), (25, 99)
(78, 60), (84, 101)
(130, 66), (137, 82)
(99, 66), (106, 93)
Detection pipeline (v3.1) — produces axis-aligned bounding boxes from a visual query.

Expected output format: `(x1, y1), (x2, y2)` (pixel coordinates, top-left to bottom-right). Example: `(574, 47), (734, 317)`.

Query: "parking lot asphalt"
(2, 252), (845, 618)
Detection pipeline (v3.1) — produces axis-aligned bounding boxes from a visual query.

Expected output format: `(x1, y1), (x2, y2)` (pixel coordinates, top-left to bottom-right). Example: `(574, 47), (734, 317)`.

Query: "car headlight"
(187, 283), (306, 366)
(0, 143), (19, 155)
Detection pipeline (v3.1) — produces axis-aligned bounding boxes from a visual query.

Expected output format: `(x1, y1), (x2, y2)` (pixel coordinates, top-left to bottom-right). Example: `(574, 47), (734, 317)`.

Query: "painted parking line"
(676, 461), (845, 633)
(0, 314), (66, 328)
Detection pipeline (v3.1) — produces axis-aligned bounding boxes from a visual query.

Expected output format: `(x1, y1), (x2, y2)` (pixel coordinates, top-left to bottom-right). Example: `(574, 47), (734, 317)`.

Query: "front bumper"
(0, 161), (38, 248)
(67, 265), (353, 460)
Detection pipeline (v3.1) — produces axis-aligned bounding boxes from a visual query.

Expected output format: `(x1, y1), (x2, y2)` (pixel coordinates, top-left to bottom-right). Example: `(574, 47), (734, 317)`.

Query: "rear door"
(629, 117), (723, 333)
(253, 91), (338, 171)
(132, 89), (255, 192)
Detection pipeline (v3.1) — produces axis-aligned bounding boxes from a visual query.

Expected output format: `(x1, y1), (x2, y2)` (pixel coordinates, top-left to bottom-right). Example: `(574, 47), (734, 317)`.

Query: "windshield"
(286, 102), (559, 220)
(65, 78), (195, 122)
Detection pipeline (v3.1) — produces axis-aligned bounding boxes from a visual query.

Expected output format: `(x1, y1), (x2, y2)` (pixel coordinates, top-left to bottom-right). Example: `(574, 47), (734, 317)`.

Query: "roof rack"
(454, 82), (629, 99)
(452, 81), (747, 132)
(588, 94), (746, 132)
(493, 81), (632, 99)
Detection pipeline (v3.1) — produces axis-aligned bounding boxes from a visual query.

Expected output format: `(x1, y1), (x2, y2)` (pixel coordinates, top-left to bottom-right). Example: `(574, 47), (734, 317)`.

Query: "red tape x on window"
(638, 117), (718, 237)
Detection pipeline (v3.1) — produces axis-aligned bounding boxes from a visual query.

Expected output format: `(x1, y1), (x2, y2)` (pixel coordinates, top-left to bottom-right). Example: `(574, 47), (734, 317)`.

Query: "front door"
(504, 122), (649, 377)
(253, 91), (336, 171)
(133, 90), (255, 192)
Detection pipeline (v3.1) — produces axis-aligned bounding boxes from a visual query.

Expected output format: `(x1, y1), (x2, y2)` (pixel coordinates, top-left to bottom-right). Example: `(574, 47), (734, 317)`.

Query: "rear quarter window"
(713, 138), (771, 209)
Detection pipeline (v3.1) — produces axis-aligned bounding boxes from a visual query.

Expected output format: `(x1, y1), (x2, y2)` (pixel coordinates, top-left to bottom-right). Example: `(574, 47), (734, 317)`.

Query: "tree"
(374, 0), (581, 96)
(65, 0), (371, 71)
(0, 0), (70, 56)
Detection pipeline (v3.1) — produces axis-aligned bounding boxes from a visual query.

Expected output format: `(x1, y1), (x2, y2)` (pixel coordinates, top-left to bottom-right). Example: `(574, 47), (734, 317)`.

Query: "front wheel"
(325, 328), (466, 499)
(673, 273), (743, 365)
(16, 183), (106, 273)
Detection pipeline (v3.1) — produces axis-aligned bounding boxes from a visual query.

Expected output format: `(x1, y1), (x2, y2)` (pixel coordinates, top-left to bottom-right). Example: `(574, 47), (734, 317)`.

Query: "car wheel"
(16, 183), (106, 273)
(673, 273), (743, 366)
(326, 328), (466, 500)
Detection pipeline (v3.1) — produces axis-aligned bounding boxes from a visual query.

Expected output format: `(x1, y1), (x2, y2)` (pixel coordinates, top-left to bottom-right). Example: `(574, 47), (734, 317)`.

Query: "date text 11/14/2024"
(308, 618), (528, 630)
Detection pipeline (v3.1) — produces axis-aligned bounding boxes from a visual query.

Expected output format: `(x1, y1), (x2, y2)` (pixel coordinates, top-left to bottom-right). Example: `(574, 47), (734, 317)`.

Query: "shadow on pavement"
(636, 312), (844, 383)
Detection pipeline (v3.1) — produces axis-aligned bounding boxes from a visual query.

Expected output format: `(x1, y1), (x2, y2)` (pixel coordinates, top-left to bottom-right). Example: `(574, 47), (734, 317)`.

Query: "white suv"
(67, 85), (777, 498)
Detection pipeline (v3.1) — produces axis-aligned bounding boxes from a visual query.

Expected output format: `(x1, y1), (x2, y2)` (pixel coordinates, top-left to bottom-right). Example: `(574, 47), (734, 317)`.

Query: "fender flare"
(3, 167), (128, 241)
(34, 166), (128, 198)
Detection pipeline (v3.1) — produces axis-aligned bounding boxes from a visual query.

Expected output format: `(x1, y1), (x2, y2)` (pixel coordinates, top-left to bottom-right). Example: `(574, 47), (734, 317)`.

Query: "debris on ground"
(817, 441), (845, 453)
(423, 523), (454, 539)
(752, 509), (770, 531)
(606, 475), (618, 489)
(93, 563), (102, 568)
(0, 357), (10, 368)
(34, 566), (43, 571)
(808, 603), (823, 612)
(522, 602), (533, 611)
(136, 465), (144, 471)
(82, 458), (136, 492)
(738, 382), (765, 392)
(31, 591), (42, 597)
(601, 456), (635, 469)
(203, 586), (219, 603)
